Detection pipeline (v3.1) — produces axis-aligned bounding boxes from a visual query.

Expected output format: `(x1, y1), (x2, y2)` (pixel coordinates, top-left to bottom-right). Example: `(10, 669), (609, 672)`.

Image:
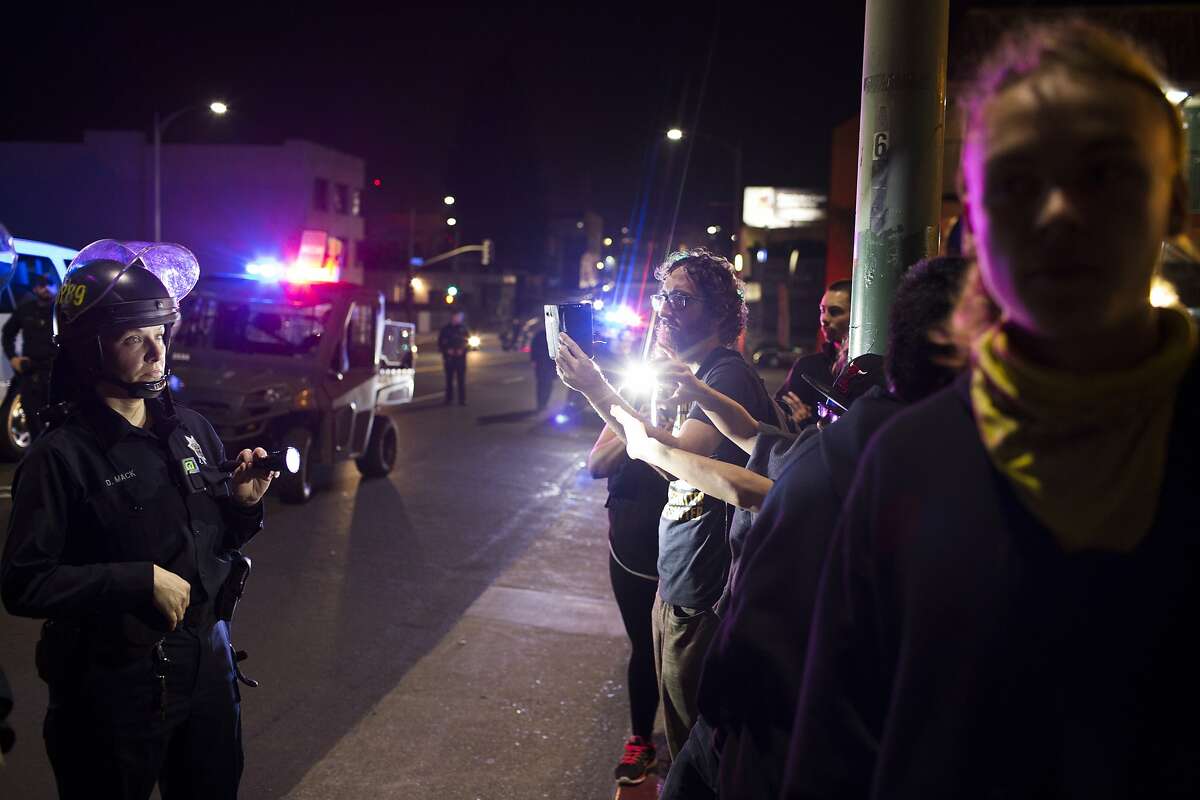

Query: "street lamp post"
(665, 129), (743, 257)
(153, 101), (227, 241)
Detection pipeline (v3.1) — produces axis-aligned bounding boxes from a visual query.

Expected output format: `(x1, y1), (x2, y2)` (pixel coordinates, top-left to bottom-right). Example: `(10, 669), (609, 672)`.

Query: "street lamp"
(154, 100), (228, 241)
(446, 217), (458, 226)
(444, 195), (456, 206)
(665, 128), (743, 255)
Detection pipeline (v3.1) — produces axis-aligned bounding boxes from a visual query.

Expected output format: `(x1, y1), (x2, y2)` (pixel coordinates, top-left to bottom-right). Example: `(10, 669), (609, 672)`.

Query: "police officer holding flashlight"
(0, 240), (276, 799)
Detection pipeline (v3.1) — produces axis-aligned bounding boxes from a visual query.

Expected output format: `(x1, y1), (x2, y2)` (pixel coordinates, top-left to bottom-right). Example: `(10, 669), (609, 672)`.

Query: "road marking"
(500, 376), (526, 384)
(411, 391), (446, 403)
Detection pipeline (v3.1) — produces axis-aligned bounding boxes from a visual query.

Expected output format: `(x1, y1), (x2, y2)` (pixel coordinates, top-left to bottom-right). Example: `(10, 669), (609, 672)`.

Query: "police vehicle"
(169, 274), (415, 503)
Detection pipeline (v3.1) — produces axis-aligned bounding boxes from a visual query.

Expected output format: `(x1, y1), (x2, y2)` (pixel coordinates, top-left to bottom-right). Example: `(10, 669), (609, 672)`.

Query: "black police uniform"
(2, 294), (56, 434)
(0, 392), (264, 799)
(438, 321), (470, 405)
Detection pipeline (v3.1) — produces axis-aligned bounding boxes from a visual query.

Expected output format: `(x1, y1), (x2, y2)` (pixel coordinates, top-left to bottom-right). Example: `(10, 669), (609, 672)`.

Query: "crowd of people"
(0, 13), (1197, 800)
(557, 18), (1200, 798)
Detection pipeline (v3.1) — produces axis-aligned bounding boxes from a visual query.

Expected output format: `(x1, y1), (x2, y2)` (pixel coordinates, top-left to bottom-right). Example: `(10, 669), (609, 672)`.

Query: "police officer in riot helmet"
(0, 240), (277, 799)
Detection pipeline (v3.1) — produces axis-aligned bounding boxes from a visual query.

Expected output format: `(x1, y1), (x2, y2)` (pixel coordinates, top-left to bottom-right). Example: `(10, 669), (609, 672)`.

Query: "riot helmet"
(52, 240), (199, 400)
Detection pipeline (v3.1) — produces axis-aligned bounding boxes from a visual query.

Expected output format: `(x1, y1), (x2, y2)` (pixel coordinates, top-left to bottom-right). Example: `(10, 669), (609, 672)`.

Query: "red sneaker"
(614, 735), (657, 785)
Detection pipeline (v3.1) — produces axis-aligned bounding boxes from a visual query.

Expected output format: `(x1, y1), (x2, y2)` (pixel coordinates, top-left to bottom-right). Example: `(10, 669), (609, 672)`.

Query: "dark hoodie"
(697, 386), (905, 800)
(784, 363), (1200, 799)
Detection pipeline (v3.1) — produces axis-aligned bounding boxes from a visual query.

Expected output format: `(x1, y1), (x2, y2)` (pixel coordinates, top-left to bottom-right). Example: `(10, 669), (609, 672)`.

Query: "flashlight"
(618, 361), (660, 397)
(218, 447), (301, 475)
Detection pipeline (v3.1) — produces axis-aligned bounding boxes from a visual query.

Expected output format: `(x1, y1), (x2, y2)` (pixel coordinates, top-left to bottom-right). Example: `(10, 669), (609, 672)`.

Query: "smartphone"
(544, 303), (594, 359)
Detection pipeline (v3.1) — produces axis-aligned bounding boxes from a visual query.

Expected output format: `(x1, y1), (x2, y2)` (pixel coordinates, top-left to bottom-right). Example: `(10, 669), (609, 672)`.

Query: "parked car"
(751, 344), (808, 369)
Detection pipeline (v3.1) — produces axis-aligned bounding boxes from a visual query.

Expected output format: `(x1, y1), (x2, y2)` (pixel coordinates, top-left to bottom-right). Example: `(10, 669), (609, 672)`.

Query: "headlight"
(262, 385), (289, 404)
(468, 335), (482, 348)
(294, 387), (314, 409)
(249, 384), (291, 405)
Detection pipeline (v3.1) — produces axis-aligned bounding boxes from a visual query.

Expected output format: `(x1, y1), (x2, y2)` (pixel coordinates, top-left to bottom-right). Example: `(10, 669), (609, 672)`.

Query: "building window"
(351, 189), (362, 217)
(313, 178), (329, 212)
(333, 183), (349, 215)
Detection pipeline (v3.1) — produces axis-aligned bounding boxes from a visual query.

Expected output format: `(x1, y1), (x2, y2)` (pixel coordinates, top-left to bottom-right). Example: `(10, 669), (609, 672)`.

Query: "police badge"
(184, 434), (209, 466)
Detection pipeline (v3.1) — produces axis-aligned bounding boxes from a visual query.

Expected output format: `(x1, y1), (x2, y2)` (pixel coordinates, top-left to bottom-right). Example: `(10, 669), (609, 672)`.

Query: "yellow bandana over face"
(970, 307), (1197, 553)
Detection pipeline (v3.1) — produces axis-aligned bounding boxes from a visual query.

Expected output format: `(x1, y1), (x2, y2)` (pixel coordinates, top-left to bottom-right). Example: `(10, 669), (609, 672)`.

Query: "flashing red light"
(373, 178), (382, 187)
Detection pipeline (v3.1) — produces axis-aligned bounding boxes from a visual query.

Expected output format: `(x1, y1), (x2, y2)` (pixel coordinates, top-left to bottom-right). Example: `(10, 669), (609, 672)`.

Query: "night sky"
(6, 1), (1193, 268)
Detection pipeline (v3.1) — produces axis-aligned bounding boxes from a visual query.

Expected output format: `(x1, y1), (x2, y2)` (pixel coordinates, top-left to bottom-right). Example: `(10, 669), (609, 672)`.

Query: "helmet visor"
(69, 240), (200, 303)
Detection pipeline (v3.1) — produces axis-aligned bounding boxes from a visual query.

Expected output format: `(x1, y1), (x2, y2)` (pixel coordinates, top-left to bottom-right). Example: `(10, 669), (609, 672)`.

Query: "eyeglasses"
(650, 291), (702, 313)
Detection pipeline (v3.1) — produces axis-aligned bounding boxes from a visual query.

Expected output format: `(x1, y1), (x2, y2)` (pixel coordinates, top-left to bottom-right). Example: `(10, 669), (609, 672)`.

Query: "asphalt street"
(0, 335), (788, 799)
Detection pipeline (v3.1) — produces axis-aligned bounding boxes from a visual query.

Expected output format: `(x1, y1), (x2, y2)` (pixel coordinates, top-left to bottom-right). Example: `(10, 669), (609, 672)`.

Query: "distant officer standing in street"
(438, 310), (470, 405)
(531, 324), (557, 410)
(0, 240), (277, 800)
(3, 273), (57, 438)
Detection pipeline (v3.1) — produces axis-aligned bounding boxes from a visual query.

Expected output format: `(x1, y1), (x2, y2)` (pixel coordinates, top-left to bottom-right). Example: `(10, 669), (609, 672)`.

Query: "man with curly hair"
(555, 248), (774, 759)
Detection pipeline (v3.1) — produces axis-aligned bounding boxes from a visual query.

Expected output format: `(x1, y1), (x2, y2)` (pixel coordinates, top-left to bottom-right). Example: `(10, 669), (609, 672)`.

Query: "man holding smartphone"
(555, 248), (773, 758)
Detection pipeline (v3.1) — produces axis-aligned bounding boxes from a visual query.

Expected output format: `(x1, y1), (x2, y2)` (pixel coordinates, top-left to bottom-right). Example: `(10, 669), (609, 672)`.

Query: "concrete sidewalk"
(282, 443), (663, 799)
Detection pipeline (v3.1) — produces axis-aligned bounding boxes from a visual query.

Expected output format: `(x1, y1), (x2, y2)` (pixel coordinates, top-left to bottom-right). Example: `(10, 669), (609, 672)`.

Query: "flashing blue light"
(603, 305), (642, 328)
(554, 413), (570, 425)
(756, 248), (768, 264)
(410, 256), (425, 266)
(245, 257), (285, 280)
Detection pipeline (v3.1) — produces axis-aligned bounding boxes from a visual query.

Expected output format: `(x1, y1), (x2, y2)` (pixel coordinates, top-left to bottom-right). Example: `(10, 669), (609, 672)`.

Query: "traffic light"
(481, 238), (494, 266)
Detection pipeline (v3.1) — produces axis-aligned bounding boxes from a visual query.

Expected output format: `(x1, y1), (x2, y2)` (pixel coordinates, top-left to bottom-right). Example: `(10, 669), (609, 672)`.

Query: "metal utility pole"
(847, 0), (949, 359)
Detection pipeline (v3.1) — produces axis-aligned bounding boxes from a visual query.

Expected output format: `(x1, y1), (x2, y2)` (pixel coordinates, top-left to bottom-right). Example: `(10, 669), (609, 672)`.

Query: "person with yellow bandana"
(783, 19), (1200, 800)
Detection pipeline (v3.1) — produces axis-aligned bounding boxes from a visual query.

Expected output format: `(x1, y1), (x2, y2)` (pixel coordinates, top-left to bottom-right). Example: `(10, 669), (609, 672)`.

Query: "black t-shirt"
(606, 455), (667, 577)
(657, 347), (773, 608)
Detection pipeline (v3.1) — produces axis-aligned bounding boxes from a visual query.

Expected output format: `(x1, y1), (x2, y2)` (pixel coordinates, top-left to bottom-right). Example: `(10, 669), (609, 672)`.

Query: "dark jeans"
(443, 354), (466, 404)
(661, 714), (721, 800)
(534, 363), (556, 410)
(44, 622), (243, 800)
(609, 553), (659, 739)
